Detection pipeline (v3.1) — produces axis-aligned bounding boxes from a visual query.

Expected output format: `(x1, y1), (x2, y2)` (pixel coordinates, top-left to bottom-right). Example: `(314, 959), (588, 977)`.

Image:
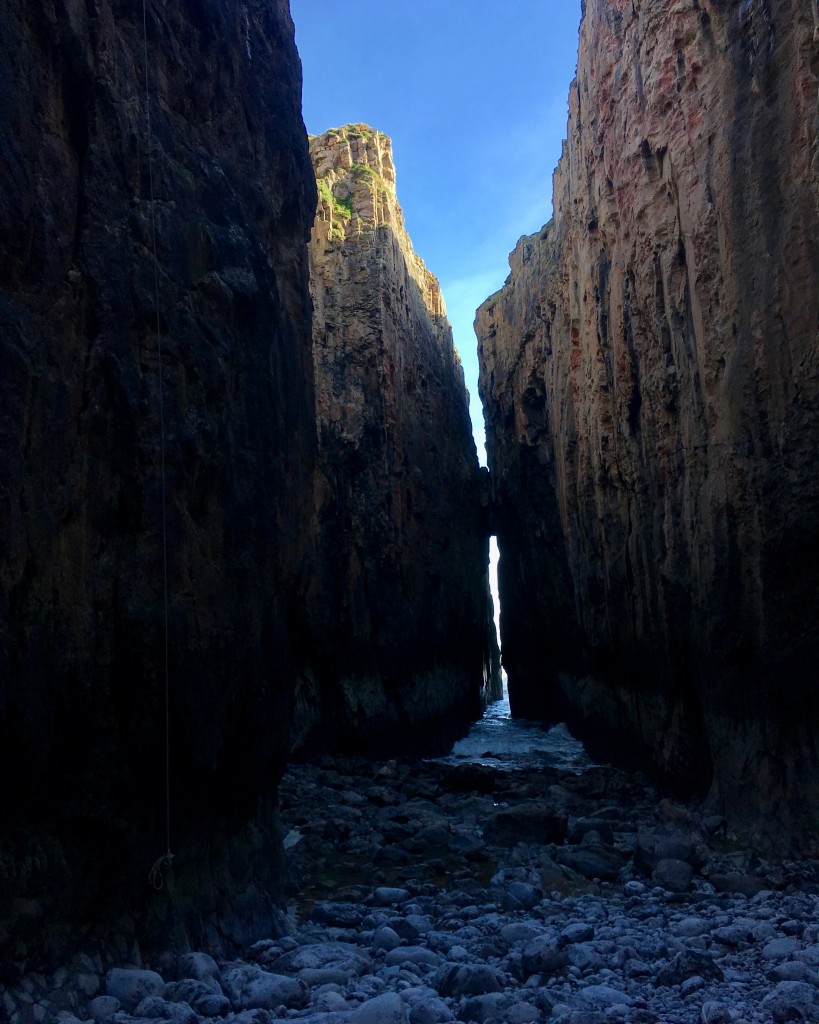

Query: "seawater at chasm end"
(437, 683), (596, 773)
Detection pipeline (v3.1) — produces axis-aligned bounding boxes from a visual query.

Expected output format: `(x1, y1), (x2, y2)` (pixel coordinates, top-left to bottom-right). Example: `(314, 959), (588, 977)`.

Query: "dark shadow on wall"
(295, 218), (501, 758)
(0, 0), (315, 968)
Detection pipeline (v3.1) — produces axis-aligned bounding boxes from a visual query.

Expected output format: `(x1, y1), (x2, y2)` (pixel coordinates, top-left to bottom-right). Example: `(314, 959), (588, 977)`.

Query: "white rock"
(561, 922), (595, 944)
(769, 961), (818, 983)
(88, 994), (120, 1021)
(500, 923), (540, 946)
(567, 942), (604, 972)
(352, 991), (407, 1023)
(405, 914), (433, 934)
(763, 937), (802, 960)
(460, 992), (508, 1023)
(681, 975), (706, 996)
(374, 887), (411, 906)
(761, 981), (819, 1022)
(135, 995), (199, 1022)
(796, 942), (819, 966)
(506, 1001), (541, 1023)
(105, 969), (164, 1011)
(577, 985), (633, 1007)
(164, 978), (230, 1016)
(384, 947), (442, 969)
(271, 942), (372, 979)
(374, 926), (402, 951)
(176, 951), (222, 988)
(222, 963), (309, 1011)
(673, 916), (709, 938)
(315, 990), (351, 1011)
(700, 1001), (733, 1024)
(448, 945), (470, 961)
(407, 995), (454, 1024)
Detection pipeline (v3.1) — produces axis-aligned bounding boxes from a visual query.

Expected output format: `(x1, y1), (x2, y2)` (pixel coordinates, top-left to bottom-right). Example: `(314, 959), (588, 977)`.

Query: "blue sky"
(292, 0), (583, 464)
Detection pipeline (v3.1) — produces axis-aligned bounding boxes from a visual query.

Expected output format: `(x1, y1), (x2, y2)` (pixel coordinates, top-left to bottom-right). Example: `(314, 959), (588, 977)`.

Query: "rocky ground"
(8, 749), (819, 1024)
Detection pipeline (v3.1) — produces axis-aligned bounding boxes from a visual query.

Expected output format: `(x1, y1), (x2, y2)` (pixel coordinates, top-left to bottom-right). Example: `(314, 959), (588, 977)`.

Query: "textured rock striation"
(300, 125), (500, 755)
(477, 0), (819, 849)
(0, 0), (315, 962)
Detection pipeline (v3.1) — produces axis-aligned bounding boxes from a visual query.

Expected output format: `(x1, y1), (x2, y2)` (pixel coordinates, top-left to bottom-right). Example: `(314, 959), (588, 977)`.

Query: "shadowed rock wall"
(298, 125), (500, 755)
(0, 0), (315, 964)
(477, 0), (819, 850)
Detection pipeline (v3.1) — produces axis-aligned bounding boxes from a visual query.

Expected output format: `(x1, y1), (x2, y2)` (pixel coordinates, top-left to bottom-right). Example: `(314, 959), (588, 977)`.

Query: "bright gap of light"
(489, 534), (501, 642)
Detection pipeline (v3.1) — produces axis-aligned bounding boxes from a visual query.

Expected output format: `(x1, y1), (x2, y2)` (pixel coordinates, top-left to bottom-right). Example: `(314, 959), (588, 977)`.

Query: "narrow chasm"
(4, 0), (819, 1017)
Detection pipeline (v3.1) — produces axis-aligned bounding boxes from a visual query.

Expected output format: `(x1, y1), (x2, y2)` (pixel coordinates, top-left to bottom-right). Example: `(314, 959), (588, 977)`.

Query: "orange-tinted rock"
(477, 0), (819, 850)
(300, 125), (500, 754)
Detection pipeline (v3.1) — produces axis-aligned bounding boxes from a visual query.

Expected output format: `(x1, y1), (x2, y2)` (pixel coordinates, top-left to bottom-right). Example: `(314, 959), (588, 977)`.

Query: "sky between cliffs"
(292, 0), (583, 464)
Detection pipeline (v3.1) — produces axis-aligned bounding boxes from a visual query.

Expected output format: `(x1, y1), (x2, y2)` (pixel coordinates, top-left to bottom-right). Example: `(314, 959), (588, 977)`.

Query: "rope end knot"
(148, 849), (175, 890)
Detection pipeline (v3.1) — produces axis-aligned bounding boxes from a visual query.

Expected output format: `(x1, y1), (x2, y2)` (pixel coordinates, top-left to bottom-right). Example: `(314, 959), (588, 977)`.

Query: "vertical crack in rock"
(476, 0), (819, 852)
(298, 124), (501, 756)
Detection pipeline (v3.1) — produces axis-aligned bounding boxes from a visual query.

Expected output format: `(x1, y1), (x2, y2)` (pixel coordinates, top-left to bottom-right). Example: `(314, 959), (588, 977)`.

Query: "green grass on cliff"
(342, 123), (379, 140)
(317, 177), (354, 222)
(323, 124), (379, 146)
(350, 163), (391, 196)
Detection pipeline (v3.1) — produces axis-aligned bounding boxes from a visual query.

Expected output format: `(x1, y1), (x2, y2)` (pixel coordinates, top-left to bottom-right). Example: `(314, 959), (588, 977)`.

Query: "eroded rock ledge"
(477, 0), (819, 850)
(300, 124), (500, 755)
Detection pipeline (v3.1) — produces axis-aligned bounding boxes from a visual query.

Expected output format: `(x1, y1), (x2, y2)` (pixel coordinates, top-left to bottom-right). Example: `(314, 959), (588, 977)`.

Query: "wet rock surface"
(16, 748), (819, 1024)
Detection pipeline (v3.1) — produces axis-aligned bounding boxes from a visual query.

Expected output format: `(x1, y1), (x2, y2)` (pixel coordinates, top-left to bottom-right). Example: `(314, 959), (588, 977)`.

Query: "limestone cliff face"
(300, 125), (500, 754)
(477, 0), (819, 849)
(0, 0), (315, 961)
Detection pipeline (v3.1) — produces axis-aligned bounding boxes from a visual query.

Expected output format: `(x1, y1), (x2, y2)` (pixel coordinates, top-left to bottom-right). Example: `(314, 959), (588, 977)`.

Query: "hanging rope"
(142, 0), (173, 886)
(148, 849), (175, 891)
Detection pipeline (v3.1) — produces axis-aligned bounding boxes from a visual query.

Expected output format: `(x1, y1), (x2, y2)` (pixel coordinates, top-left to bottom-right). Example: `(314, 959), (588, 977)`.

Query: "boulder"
(222, 964), (309, 1012)
(105, 969), (164, 1012)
